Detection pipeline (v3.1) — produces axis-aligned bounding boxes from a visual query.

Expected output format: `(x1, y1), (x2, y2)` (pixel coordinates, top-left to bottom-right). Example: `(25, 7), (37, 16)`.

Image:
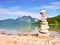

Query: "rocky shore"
(0, 33), (60, 45)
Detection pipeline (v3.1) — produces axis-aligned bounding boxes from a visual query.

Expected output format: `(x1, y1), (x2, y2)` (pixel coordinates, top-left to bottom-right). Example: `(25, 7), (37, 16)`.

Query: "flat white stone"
(38, 33), (50, 36)
(40, 10), (46, 13)
(39, 30), (49, 34)
(40, 25), (49, 29)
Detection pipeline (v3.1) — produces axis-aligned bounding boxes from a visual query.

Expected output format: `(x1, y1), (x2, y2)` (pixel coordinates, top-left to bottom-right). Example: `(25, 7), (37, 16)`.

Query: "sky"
(0, 0), (60, 20)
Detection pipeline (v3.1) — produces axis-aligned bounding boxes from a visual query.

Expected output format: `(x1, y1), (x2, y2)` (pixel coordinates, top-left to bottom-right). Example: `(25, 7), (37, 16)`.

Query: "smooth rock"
(38, 33), (50, 36)
(39, 30), (49, 34)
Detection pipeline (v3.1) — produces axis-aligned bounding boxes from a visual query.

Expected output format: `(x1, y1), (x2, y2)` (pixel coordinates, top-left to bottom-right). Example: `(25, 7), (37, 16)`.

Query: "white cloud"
(51, 2), (60, 5)
(0, 6), (40, 19)
(33, 5), (55, 10)
(31, 1), (60, 18)
(32, 1), (60, 10)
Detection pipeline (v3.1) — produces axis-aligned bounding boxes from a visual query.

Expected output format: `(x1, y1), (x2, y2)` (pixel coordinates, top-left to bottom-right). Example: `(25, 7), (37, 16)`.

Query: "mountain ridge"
(0, 16), (39, 26)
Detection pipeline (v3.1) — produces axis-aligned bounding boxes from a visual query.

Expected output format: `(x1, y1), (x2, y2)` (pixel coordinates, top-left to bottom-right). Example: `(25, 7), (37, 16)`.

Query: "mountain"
(15, 16), (36, 23)
(0, 16), (39, 26)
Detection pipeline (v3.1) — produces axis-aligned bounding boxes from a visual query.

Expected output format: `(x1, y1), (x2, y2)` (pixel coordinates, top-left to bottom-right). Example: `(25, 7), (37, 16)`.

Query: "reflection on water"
(49, 25), (60, 34)
(0, 24), (60, 35)
(0, 24), (39, 34)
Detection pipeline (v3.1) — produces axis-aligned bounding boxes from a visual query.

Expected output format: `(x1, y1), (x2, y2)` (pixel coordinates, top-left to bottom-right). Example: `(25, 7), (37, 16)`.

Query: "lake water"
(49, 25), (60, 33)
(0, 24), (60, 36)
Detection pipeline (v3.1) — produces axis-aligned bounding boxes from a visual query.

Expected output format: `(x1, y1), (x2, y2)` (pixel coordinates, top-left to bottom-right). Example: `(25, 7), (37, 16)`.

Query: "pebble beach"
(0, 33), (60, 45)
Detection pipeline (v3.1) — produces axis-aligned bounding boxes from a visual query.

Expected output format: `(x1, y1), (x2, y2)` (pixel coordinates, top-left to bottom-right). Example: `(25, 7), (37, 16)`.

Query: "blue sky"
(0, 0), (60, 20)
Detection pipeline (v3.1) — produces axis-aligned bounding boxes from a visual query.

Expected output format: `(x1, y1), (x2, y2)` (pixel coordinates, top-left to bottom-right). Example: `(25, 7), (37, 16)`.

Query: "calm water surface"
(0, 24), (60, 36)
(49, 25), (60, 34)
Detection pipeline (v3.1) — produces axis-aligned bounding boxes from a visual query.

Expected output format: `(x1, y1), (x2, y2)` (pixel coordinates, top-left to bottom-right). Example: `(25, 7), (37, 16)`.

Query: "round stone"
(40, 25), (49, 29)
(40, 10), (46, 13)
(39, 30), (49, 34)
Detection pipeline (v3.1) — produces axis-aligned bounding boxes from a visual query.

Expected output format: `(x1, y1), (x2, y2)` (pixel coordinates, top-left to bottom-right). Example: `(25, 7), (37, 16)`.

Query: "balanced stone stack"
(39, 10), (50, 36)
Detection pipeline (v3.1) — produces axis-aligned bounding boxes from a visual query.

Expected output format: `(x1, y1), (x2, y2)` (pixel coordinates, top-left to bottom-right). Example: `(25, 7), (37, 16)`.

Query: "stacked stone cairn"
(39, 10), (50, 36)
